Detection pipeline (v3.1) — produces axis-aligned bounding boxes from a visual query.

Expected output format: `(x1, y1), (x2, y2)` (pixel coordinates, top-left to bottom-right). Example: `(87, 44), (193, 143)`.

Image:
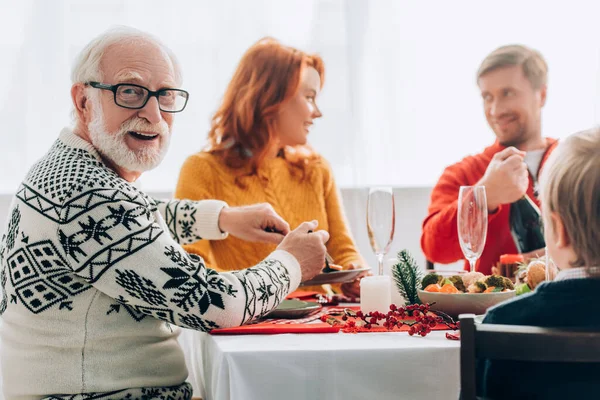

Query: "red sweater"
(421, 139), (558, 275)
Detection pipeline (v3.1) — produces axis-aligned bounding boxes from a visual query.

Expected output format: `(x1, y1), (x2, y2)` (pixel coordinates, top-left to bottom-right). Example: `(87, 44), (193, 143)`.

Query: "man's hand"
(479, 147), (529, 212)
(218, 203), (290, 244)
(277, 220), (330, 282)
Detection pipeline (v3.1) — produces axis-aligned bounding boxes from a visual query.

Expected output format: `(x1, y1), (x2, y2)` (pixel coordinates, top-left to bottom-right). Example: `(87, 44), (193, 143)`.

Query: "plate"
(264, 299), (322, 319)
(417, 289), (516, 317)
(300, 267), (371, 287)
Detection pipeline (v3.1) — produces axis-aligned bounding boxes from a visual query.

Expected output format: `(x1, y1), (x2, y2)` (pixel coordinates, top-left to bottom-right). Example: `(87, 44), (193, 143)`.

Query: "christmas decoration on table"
(319, 250), (459, 338)
(391, 249), (424, 305)
(320, 303), (459, 337)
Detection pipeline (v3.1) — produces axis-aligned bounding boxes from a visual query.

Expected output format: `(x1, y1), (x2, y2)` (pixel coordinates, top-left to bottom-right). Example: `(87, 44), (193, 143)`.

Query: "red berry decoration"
(323, 303), (460, 337)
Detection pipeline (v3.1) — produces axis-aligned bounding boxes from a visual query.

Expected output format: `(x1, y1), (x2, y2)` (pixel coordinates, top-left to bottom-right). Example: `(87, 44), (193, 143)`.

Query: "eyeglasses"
(87, 81), (189, 113)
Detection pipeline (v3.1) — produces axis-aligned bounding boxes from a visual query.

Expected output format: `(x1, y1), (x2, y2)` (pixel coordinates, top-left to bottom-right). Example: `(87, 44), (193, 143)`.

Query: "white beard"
(87, 99), (171, 173)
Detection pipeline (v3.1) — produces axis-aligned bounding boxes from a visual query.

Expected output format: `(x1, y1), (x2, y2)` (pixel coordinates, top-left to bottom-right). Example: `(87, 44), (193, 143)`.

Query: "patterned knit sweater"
(0, 129), (301, 400)
(174, 152), (364, 278)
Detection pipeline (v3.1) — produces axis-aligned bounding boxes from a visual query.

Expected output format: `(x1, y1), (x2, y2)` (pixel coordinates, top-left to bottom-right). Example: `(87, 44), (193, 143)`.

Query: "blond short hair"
(540, 127), (600, 271)
(477, 45), (548, 89)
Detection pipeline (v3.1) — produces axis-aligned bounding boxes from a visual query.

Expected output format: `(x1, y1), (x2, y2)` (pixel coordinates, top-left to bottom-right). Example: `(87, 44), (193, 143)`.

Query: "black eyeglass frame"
(86, 81), (189, 113)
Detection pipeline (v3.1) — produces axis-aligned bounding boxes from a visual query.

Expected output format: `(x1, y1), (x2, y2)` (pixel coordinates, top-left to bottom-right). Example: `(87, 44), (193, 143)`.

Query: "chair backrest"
(459, 313), (600, 400)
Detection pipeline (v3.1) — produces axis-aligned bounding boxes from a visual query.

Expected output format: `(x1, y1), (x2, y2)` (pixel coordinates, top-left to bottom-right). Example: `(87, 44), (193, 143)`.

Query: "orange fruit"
(440, 283), (459, 293)
(424, 284), (442, 292)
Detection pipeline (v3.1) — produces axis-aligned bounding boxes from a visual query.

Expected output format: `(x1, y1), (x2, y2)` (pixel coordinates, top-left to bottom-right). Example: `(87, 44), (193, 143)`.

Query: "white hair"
(70, 26), (182, 123)
(71, 25), (183, 85)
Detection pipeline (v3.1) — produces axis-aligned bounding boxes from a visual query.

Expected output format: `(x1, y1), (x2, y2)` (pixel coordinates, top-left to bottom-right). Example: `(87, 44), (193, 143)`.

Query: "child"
(478, 127), (600, 399)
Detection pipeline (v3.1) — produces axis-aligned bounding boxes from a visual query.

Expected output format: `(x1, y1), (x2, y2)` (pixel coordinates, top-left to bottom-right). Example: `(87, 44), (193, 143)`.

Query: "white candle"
(360, 275), (392, 314)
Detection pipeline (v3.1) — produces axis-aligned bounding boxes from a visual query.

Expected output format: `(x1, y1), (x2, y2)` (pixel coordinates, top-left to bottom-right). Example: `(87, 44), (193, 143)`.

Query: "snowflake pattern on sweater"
(1, 135), (296, 323)
(42, 381), (193, 400)
(0, 129), (300, 398)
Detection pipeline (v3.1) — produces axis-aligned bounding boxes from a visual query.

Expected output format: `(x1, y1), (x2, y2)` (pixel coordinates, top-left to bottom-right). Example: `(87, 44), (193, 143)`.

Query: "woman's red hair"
(206, 37), (325, 182)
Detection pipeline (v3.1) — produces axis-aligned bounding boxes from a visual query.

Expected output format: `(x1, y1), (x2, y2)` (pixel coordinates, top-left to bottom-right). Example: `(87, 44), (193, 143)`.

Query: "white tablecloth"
(179, 329), (460, 400)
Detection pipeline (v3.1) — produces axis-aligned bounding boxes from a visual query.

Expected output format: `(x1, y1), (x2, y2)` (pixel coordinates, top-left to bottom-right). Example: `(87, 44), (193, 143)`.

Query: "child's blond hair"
(540, 127), (600, 272)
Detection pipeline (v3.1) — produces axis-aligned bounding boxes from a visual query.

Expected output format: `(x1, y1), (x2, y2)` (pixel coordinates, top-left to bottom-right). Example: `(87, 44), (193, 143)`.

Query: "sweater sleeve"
(320, 160), (366, 269)
(173, 154), (222, 269)
(154, 198), (228, 244)
(421, 163), (504, 264)
(56, 190), (301, 331)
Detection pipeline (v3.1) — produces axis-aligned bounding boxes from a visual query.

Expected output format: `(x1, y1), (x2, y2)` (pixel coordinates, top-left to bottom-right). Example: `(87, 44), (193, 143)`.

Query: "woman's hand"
(339, 262), (371, 298)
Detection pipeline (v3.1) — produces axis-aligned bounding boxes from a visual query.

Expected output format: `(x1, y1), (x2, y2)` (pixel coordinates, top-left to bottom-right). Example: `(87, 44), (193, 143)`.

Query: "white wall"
(3, 0), (600, 194)
(339, 187), (434, 270)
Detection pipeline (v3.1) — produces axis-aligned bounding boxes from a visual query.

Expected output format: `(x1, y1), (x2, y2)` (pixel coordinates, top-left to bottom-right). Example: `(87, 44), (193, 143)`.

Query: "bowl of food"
(417, 272), (516, 317)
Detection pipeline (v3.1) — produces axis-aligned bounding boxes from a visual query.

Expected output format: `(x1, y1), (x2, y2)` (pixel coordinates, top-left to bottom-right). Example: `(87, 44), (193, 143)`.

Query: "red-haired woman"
(174, 38), (367, 296)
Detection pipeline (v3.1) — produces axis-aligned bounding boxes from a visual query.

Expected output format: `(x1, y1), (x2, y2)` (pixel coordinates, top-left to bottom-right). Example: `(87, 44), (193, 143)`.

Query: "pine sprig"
(392, 250), (424, 305)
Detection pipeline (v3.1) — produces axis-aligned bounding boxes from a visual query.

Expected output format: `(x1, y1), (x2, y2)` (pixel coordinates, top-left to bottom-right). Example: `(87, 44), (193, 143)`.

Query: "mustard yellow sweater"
(174, 152), (365, 282)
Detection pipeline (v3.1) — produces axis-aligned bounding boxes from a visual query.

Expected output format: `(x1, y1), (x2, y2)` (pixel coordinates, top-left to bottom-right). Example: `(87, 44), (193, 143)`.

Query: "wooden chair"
(459, 313), (600, 400)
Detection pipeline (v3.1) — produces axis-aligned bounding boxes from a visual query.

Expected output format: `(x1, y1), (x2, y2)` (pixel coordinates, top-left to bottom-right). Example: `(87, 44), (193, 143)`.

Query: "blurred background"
(1, 0), (600, 268)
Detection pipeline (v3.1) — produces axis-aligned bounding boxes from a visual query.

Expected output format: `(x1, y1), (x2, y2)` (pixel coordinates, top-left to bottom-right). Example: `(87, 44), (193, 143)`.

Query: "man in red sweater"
(421, 45), (557, 275)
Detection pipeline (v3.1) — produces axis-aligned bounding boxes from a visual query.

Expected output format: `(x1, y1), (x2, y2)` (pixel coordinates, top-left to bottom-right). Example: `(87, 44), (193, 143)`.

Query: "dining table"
(178, 301), (461, 400)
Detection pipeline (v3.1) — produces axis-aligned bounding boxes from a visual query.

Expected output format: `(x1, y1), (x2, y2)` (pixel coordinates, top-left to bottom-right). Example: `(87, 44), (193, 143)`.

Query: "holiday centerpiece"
(322, 250), (460, 337)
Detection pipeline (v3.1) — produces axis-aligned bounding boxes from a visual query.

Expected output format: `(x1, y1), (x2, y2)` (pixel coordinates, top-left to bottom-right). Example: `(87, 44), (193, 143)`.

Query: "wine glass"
(457, 186), (488, 272)
(366, 187), (396, 276)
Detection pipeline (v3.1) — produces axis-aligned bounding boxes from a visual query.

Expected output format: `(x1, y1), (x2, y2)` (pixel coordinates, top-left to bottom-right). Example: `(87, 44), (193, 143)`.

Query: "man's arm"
(421, 168), (467, 264)
(155, 197), (290, 246)
(421, 165), (506, 264)
(154, 198), (228, 244)
(57, 194), (301, 331)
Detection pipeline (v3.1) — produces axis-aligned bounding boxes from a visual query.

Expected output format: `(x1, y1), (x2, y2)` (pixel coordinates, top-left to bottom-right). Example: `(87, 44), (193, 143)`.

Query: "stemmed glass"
(366, 187), (396, 276)
(457, 186), (488, 272)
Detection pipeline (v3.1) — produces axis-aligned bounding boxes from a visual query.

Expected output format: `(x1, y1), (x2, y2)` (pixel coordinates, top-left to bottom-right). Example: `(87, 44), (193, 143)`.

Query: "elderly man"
(421, 44), (557, 274)
(0, 27), (328, 400)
